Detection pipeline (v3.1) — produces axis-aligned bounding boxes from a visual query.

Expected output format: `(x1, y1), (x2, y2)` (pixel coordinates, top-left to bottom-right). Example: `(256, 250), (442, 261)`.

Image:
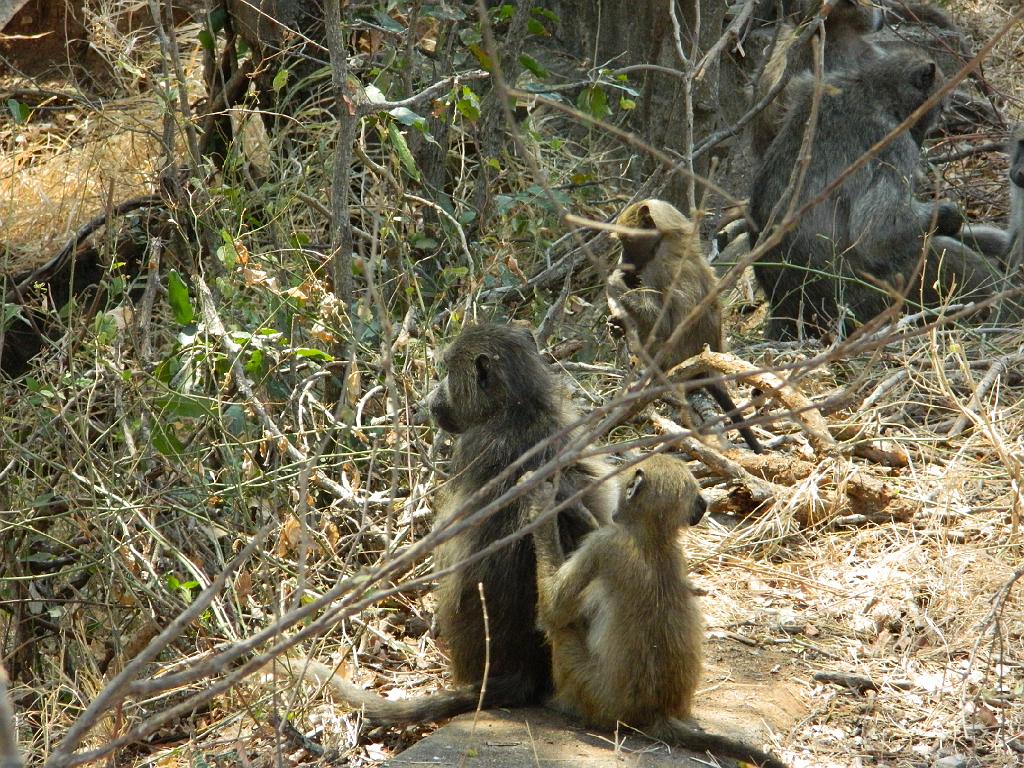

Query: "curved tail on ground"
(650, 717), (789, 768)
(281, 658), (540, 726)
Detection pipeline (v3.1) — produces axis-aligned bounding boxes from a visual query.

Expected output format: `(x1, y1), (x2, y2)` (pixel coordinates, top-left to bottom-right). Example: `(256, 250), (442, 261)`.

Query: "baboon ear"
(910, 61), (936, 91)
(690, 493), (708, 526)
(638, 203), (656, 230)
(516, 325), (538, 350)
(474, 353), (491, 389)
(625, 468), (645, 501)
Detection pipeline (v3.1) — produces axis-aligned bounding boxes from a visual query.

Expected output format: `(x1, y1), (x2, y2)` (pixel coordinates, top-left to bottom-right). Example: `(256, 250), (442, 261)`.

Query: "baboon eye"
(625, 468), (645, 500)
(474, 354), (491, 389)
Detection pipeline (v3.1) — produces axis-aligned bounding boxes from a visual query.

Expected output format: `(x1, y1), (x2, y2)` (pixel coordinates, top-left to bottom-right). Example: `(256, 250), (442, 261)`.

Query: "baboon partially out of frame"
(283, 324), (616, 725)
(750, 49), (1002, 340)
(607, 199), (763, 453)
(958, 125), (1024, 275)
(531, 453), (788, 768)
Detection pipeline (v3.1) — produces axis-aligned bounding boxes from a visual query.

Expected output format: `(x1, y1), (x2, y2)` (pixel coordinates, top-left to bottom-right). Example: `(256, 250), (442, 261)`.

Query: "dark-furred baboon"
(427, 323), (616, 702)
(532, 453), (788, 768)
(607, 199), (763, 453)
(277, 324), (616, 725)
(750, 49), (1002, 340)
(750, 0), (882, 160)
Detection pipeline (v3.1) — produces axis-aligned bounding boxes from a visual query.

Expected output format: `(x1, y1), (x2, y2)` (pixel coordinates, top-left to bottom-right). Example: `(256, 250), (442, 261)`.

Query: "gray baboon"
(531, 453), (788, 768)
(281, 324), (616, 724)
(1010, 126), (1024, 273)
(750, 49), (1002, 340)
(750, 0), (883, 160)
(958, 125), (1024, 273)
(607, 199), (763, 453)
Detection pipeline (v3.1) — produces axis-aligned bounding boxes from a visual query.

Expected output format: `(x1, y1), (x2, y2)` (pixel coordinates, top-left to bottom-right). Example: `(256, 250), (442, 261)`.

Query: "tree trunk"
(550, 0), (737, 207)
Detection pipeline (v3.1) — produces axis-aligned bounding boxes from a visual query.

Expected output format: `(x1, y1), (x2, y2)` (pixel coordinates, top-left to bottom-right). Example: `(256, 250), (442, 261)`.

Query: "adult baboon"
(958, 125), (1024, 274)
(426, 323), (616, 702)
(1009, 125), (1024, 274)
(607, 199), (763, 453)
(751, 0), (883, 160)
(531, 453), (788, 768)
(750, 49), (1002, 340)
(280, 324), (616, 724)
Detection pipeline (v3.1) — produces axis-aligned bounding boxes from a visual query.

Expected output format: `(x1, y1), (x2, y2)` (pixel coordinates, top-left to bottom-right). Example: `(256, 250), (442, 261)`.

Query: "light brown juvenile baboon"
(607, 199), (763, 453)
(751, 0), (882, 160)
(750, 49), (1002, 339)
(531, 453), (788, 768)
(285, 323), (616, 725)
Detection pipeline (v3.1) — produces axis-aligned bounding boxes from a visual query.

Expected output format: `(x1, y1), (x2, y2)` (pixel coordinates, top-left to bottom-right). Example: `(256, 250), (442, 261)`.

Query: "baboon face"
(893, 56), (944, 141)
(615, 202), (664, 276)
(1010, 127), (1024, 189)
(832, 0), (882, 35)
(427, 324), (550, 434)
(615, 455), (706, 528)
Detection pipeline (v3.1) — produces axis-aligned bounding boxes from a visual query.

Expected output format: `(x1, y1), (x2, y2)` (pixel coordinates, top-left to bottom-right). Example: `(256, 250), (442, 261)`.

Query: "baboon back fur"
(750, 50), (1001, 339)
(430, 323), (617, 704)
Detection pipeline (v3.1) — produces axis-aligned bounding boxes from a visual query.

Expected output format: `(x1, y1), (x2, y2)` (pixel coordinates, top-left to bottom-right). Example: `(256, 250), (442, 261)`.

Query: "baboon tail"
(705, 384), (763, 454)
(283, 658), (538, 726)
(651, 717), (788, 768)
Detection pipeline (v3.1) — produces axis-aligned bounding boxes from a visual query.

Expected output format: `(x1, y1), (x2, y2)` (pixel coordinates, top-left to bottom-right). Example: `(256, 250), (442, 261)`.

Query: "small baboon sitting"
(750, 49), (1002, 340)
(285, 324), (616, 724)
(531, 453), (788, 768)
(750, 0), (882, 161)
(607, 199), (762, 453)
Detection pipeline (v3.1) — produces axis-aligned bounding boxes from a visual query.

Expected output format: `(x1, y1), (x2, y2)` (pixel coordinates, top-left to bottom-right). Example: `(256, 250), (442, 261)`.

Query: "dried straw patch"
(0, 97), (164, 275)
(681, 321), (1024, 768)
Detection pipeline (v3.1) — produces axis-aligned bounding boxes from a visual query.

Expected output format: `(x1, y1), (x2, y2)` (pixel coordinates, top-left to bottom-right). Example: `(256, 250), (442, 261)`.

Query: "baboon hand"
(607, 315), (626, 339)
(528, 479), (558, 523)
(934, 200), (964, 236)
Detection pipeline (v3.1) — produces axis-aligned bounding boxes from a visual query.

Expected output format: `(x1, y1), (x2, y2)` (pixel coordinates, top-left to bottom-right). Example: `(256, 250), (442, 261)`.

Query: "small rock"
(932, 756), (967, 768)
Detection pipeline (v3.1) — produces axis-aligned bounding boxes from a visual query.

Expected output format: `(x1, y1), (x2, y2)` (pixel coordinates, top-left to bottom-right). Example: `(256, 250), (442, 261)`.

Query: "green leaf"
(294, 348), (335, 361)
(387, 122), (421, 181)
(166, 270), (195, 325)
(411, 236), (439, 251)
(7, 99), (30, 124)
(455, 87), (481, 121)
(518, 54), (548, 79)
(389, 106), (426, 128)
(198, 29), (215, 52)
(577, 85), (610, 121)
(208, 5), (227, 32)
(152, 422), (184, 456)
(272, 68), (289, 93)
(467, 43), (493, 71)
(496, 4), (515, 21)
(245, 348), (264, 377)
(373, 10), (406, 33)
(526, 18), (547, 36)
(156, 393), (217, 419)
(619, 97), (637, 111)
